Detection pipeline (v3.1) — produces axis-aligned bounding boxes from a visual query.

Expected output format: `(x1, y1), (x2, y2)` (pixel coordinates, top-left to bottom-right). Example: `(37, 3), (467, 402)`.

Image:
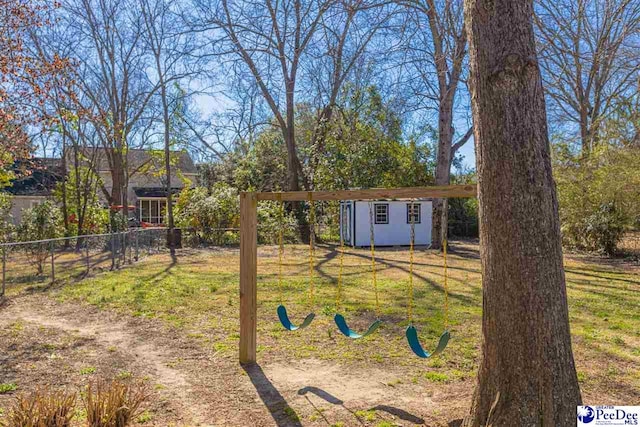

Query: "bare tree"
(62, 0), (160, 227)
(536, 0), (640, 154)
(194, 0), (335, 191)
(399, 0), (472, 248)
(141, 0), (195, 255)
(464, 0), (581, 424)
(305, 1), (398, 184)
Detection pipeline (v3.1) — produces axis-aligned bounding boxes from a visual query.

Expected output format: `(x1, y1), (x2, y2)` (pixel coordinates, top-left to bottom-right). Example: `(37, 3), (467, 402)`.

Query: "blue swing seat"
(406, 326), (450, 358)
(277, 305), (315, 331)
(334, 313), (382, 339)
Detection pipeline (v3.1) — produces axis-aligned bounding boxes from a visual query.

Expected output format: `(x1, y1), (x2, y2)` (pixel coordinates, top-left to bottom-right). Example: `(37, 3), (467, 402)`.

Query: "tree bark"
(463, 1), (582, 425)
(432, 101), (455, 249)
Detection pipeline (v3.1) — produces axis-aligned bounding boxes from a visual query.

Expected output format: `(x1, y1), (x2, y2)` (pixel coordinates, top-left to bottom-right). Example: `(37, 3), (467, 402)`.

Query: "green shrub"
(16, 200), (64, 274)
(175, 184), (298, 245)
(0, 193), (15, 243)
(555, 144), (640, 255)
(257, 201), (298, 245)
(582, 202), (626, 255)
(175, 184), (239, 245)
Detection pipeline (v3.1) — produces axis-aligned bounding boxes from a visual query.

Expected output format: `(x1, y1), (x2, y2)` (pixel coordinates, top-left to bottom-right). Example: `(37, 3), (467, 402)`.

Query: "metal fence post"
(50, 241), (55, 283)
(121, 232), (124, 264)
(85, 237), (90, 274)
(111, 233), (116, 270)
(2, 249), (6, 297)
(135, 230), (139, 261)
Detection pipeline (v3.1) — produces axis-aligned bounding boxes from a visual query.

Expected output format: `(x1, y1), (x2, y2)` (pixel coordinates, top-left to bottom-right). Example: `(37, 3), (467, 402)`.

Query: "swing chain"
(443, 239), (449, 331)
(368, 202), (380, 318)
(442, 198), (449, 331)
(408, 199), (416, 324)
(277, 193), (284, 305)
(308, 192), (315, 308)
(337, 202), (344, 310)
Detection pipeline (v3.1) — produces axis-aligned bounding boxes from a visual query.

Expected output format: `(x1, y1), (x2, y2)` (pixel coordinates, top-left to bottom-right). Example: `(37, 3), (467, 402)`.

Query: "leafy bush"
(54, 166), (109, 235)
(554, 144), (640, 255)
(564, 202), (626, 255)
(175, 184), (239, 245)
(1, 387), (76, 427)
(83, 380), (148, 427)
(16, 200), (64, 273)
(257, 201), (299, 245)
(0, 193), (15, 243)
(175, 184), (300, 245)
(448, 198), (478, 238)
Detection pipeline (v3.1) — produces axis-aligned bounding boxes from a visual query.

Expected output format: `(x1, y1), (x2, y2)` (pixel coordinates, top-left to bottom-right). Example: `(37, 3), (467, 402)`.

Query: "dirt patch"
(0, 294), (472, 426)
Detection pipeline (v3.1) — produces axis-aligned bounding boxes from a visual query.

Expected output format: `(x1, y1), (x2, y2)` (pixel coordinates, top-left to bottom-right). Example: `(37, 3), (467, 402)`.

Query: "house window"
(139, 199), (167, 224)
(374, 203), (389, 224)
(407, 203), (421, 224)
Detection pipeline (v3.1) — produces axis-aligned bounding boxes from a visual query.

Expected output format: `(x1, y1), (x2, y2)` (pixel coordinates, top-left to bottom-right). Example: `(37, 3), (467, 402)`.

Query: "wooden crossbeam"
(251, 184), (477, 201)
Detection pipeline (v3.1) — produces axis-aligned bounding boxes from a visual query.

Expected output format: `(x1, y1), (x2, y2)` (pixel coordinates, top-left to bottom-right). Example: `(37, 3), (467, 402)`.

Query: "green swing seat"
(406, 326), (450, 358)
(334, 313), (382, 339)
(277, 305), (315, 331)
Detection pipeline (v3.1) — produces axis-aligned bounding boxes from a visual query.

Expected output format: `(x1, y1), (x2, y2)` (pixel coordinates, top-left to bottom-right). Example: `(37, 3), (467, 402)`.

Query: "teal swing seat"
(406, 326), (450, 358)
(334, 314), (382, 339)
(277, 305), (315, 331)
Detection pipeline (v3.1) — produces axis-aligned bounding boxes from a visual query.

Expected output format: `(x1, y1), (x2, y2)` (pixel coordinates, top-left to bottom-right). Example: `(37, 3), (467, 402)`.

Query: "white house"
(4, 158), (62, 224)
(3, 150), (198, 226)
(340, 200), (432, 247)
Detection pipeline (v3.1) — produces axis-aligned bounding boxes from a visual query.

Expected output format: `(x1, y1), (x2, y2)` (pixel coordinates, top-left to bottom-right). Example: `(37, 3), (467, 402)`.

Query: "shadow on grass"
(565, 268), (640, 286)
(243, 363), (302, 427)
(297, 386), (425, 425)
(315, 244), (477, 306)
(371, 404), (425, 424)
(297, 386), (343, 404)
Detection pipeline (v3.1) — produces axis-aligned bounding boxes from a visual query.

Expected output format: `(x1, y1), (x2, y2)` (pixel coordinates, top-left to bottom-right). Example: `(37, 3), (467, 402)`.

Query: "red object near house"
(110, 205), (136, 211)
(141, 221), (165, 228)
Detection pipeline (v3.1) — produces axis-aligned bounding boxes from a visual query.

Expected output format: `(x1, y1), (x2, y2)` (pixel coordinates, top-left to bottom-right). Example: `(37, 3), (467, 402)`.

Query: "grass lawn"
(53, 241), (640, 399)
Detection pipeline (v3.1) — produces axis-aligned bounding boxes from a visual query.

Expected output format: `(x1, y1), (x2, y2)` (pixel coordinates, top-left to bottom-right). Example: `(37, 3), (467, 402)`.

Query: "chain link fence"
(0, 228), (169, 297)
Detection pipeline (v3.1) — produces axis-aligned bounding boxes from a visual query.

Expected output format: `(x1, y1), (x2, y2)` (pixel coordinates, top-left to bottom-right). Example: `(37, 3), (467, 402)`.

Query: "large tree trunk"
(432, 100), (455, 249)
(463, 1), (581, 425)
(285, 79), (300, 193)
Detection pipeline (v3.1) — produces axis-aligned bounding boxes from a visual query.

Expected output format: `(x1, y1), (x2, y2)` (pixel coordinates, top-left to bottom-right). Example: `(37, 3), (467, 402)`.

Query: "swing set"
(239, 185), (476, 364)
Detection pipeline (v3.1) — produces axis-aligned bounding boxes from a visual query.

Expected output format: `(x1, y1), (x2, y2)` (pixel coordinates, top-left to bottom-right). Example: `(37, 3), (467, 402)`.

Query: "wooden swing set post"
(238, 184), (476, 364)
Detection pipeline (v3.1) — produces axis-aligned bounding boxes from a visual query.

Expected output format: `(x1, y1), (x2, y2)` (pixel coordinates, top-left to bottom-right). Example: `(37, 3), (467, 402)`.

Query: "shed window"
(407, 203), (421, 224)
(374, 203), (389, 224)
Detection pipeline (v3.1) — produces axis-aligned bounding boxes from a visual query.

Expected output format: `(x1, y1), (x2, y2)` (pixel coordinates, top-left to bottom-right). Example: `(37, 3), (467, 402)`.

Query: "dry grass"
(83, 380), (148, 427)
(1, 387), (76, 427)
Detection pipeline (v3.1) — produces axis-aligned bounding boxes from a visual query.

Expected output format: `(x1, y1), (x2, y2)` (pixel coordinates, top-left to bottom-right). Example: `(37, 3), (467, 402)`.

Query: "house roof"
(134, 187), (183, 198)
(4, 158), (63, 197)
(76, 148), (198, 175)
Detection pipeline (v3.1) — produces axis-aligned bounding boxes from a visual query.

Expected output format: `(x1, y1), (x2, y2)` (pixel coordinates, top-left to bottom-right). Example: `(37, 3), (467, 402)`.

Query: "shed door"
(341, 203), (351, 244)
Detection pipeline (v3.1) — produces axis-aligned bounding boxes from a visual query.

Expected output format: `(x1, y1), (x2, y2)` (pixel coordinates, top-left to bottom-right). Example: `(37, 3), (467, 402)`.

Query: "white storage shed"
(339, 200), (433, 247)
